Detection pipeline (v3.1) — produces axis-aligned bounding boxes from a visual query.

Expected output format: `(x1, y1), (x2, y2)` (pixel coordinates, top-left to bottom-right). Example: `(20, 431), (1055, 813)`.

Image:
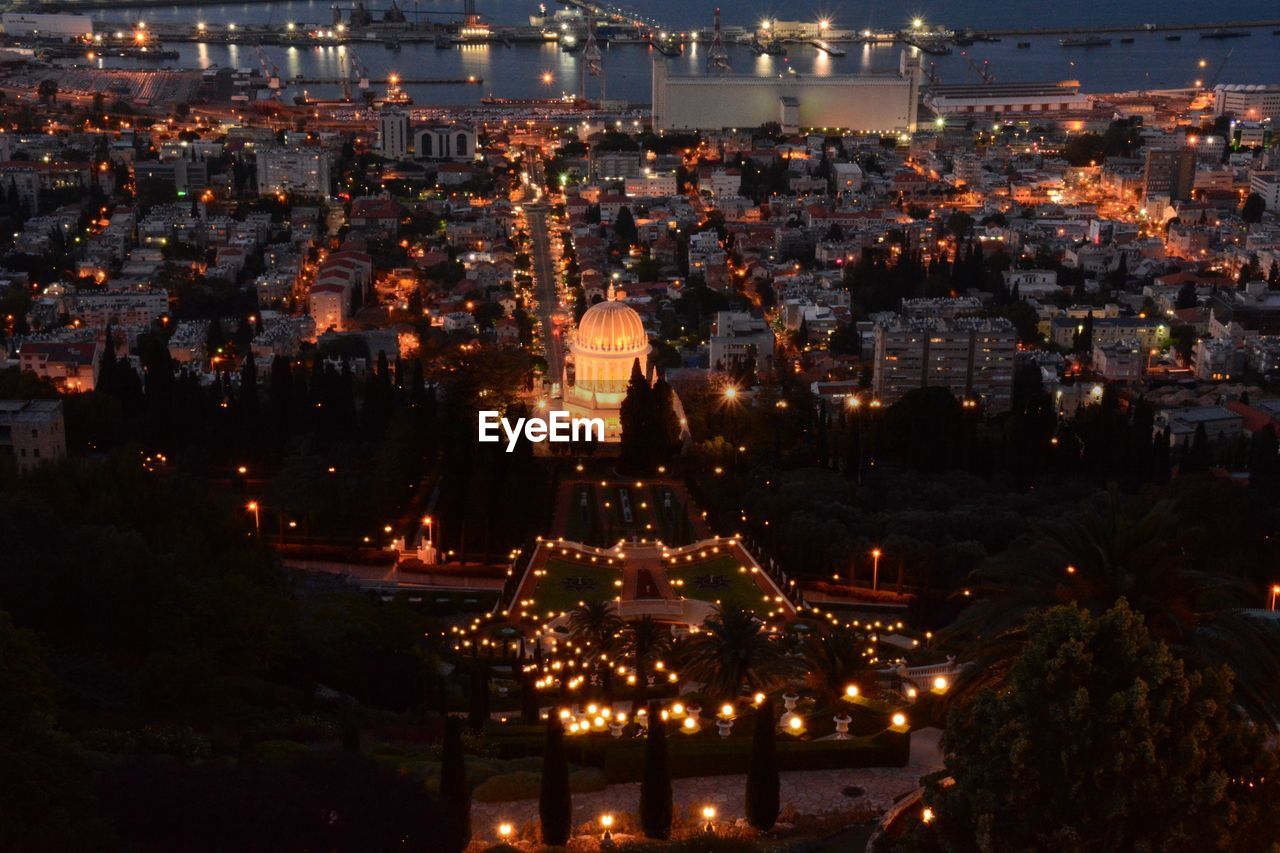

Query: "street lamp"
(701, 805), (717, 833)
(246, 501), (260, 532)
(871, 548), (882, 591)
(600, 813), (615, 846)
(1270, 584), (1280, 611)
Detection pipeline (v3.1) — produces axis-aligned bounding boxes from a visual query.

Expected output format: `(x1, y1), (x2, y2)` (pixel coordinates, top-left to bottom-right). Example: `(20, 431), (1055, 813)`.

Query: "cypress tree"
(745, 697), (780, 830)
(1183, 422), (1212, 473)
(467, 664), (489, 732)
(440, 717), (471, 852)
(651, 375), (681, 459)
(619, 358), (653, 474)
(1249, 424), (1280, 496)
(520, 669), (540, 725)
(639, 700), (673, 839)
(539, 718), (572, 846)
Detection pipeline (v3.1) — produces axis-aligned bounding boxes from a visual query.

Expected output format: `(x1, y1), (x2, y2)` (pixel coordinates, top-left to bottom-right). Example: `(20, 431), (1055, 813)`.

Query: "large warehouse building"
(652, 51), (922, 134)
(0, 13), (93, 41)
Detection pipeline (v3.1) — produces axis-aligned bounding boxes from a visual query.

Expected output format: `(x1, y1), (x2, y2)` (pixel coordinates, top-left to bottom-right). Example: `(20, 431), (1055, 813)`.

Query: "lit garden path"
(621, 545), (677, 600)
(470, 729), (943, 844)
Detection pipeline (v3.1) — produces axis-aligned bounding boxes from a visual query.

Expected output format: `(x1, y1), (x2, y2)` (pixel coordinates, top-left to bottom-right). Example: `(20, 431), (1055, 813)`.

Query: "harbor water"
(79, 0), (1280, 106)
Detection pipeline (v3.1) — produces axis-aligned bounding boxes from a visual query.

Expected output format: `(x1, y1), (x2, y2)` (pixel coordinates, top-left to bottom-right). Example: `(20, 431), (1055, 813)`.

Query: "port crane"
(337, 45), (371, 101)
(967, 58), (995, 83)
(707, 7), (731, 73)
(1205, 48), (1233, 89)
(255, 45), (282, 96)
(581, 15), (604, 100)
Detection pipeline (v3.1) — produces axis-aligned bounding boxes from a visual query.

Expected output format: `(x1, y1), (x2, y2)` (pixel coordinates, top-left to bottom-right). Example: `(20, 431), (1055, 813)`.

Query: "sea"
(82, 0), (1280, 106)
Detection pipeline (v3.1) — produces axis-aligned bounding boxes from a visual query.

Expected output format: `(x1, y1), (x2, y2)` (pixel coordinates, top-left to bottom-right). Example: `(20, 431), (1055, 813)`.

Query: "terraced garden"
(561, 481), (696, 547)
(526, 557), (624, 614)
(664, 555), (777, 616)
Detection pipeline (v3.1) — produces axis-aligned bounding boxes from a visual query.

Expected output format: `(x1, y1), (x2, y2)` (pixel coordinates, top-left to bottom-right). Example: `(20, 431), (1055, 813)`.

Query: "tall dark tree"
(240, 350), (258, 421)
(614, 205), (638, 246)
(651, 375), (682, 460)
(745, 697), (780, 831)
(1248, 424), (1280, 496)
(538, 718), (572, 846)
(1182, 422), (1211, 473)
(467, 664), (489, 732)
(639, 700), (673, 839)
(619, 358), (654, 474)
(1073, 310), (1094, 356)
(439, 717), (470, 851)
(1242, 192), (1266, 224)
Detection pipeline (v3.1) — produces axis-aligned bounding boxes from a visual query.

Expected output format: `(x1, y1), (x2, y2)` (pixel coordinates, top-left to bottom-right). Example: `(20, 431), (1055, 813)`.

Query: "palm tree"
(679, 603), (782, 702)
(566, 601), (622, 663)
(947, 489), (1280, 728)
(799, 624), (876, 703)
(619, 616), (672, 701)
(567, 601), (623, 694)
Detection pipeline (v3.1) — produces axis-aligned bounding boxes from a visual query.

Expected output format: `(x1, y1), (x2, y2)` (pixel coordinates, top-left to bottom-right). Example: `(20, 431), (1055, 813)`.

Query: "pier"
(292, 76), (482, 85)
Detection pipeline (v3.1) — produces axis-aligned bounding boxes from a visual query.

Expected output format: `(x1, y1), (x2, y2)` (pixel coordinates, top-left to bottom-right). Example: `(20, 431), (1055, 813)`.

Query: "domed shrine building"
(562, 289), (650, 440)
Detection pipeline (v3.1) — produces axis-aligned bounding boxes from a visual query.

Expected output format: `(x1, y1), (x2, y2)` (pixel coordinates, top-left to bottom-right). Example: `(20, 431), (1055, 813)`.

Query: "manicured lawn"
(665, 555), (773, 616)
(527, 557), (623, 614)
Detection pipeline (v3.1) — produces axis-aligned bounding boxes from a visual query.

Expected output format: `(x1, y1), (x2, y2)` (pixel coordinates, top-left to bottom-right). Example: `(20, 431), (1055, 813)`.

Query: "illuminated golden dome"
(575, 299), (648, 354)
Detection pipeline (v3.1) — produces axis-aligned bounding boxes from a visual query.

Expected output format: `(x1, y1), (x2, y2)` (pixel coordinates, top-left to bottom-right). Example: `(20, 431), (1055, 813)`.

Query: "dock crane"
(967, 58), (994, 83)
(581, 15), (604, 101)
(707, 7), (731, 73)
(1205, 48), (1233, 89)
(337, 45), (371, 101)
(255, 45), (282, 94)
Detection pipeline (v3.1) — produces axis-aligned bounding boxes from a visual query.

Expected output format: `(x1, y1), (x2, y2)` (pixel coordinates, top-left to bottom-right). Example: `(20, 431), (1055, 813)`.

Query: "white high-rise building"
(379, 111), (412, 161)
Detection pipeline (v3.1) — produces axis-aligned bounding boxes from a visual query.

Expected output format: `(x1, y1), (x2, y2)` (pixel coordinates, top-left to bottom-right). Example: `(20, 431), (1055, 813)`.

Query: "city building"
(925, 81), (1089, 116)
(1092, 340), (1145, 382)
(591, 150), (644, 181)
(1049, 315), (1168, 350)
(0, 12), (92, 40)
(255, 147), (332, 197)
(709, 310), (775, 376)
(414, 125), (476, 162)
(872, 316), (1017, 412)
(17, 340), (100, 391)
(135, 159), (209, 194)
(624, 171), (678, 198)
(1192, 337), (1240, 381)
(1213, 84), (1280, 122)
(1153, 406), (1243, 447)
(378, 111), (412, 160)
(652, 52), (921, 133)
(1143, 147), (1196, 202)
(1250, 170), (1280, 211)
(0, 399), (66, 472)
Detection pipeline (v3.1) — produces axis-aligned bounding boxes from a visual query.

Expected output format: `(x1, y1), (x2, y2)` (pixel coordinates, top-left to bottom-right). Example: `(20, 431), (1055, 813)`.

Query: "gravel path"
(470, 728), (943, 845)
